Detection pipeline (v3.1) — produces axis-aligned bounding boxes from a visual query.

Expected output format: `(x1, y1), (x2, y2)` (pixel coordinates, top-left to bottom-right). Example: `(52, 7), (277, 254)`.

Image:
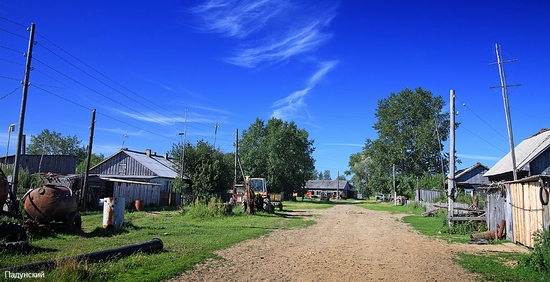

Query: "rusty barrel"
(24, 185), (78, 224)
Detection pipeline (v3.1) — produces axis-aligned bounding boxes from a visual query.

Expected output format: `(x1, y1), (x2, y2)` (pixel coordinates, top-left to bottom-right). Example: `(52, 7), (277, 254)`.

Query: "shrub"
(522, 229), (550, 273)
(182, 196), (227, 218)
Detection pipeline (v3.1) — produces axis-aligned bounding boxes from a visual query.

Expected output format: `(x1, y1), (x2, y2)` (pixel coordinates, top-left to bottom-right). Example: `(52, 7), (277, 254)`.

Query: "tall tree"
(27, 129), (87, 163)
(357, 87), (450, 197)
(75, 153), (105, 174)
(170, 140), (232, 198)
(239, 118), (315, 195)
(323, 170), (331, 180)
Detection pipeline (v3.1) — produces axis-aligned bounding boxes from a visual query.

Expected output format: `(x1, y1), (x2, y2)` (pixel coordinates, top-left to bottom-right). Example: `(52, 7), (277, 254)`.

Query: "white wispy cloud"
(272, 60), (338, 120)
(191, 0), (337, 67)
(191, 0), (288, 38)
(324, 143), (364, 147)
(112, 109), (178, 126)
(456, 153), (501, 161)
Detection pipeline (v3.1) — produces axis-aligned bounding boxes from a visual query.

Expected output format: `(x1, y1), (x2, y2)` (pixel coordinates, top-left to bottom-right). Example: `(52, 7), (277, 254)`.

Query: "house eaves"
(484, 129), (550, 177)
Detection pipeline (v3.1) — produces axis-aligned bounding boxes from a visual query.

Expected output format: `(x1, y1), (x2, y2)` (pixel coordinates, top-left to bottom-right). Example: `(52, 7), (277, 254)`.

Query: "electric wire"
(32, 84), (180, 143)
(0, 45), (24, 54)
(0, 86), (21, 100)
(34, 42), (182, 126)
(0, 16), (28, 28)
(456, 95), (508, 141)
(36, 33), (185, 120)
(32, 57), (179, 134)
(0, 27), (28, 41)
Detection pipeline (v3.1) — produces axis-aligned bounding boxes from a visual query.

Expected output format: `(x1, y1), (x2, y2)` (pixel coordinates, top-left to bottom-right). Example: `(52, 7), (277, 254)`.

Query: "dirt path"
(169, 203), (527, 282)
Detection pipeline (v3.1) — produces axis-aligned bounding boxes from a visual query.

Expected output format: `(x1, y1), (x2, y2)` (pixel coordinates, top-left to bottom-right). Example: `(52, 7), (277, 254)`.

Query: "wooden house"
(484, 128), (550, 182)
(483, 129), (550, 247)
(305, 180), (354, 199)
(88, 148), (189, 207)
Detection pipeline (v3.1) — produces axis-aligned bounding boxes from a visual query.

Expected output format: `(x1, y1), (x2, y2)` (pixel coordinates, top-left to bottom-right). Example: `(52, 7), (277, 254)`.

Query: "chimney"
(164, 153), (169, 159)
(152, 152), (157, 156)
(146, 149), (151, 157)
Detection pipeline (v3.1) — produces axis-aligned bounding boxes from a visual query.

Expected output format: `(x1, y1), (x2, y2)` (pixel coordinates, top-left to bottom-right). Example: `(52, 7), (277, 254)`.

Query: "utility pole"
(337, 171), (340, 200)
(4, 124), (15, 164)
(392, 164), (396, 205)
(448, 90), (456, 224)
(234, 128), (238, 186)
(12, 23), (35, 203)
(490, 43), (520, 180)
(213, 121), (219, 148)
(179, 109), (187, 178)
(82, 109), (96, 209)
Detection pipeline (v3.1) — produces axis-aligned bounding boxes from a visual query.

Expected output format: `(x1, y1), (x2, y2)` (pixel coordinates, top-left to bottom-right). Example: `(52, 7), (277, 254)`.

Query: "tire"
(540, 183), (549, 206)
(0, 222), (27, 242)
(263, 198), (273, 214)
(65, 212), (82, 233)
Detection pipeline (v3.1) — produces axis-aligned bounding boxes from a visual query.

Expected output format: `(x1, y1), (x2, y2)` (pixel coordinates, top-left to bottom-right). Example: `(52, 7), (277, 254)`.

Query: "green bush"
(182, 196), (228, 218)
(522, 229), (550, 273)
(436, 209), (486, 235)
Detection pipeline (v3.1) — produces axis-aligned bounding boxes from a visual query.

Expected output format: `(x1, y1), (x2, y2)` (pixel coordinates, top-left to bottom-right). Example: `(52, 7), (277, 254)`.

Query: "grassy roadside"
(0, 201), (319, 281)
(357, 200), (548, 281)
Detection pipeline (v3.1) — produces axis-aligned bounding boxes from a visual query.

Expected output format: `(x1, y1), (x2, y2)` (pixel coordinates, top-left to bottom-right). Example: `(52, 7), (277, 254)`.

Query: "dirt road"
(169, 203), (527, 282)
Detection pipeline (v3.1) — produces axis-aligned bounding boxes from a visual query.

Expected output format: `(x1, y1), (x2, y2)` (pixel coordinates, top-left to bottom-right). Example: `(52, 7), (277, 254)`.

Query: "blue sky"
(0, 0), (549, 179)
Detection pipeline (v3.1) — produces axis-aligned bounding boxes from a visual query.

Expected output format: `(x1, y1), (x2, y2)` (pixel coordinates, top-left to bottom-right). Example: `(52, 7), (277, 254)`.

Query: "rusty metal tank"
(23, 184), (81, 231)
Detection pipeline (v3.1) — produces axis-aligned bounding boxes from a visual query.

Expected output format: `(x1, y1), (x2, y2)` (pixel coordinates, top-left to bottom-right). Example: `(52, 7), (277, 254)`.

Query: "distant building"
(454, 162), (490, 197)
(305, 180), (354, 199)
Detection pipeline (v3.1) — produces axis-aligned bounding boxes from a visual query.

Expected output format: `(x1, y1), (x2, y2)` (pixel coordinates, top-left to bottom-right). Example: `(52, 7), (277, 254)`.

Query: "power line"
(0, 86), (21, 100)
(33, 85), (180, 143)
(36, 33), (186, 123)
(0, 16), (28, 28)
(32, 57), (179, 132)
(455, 95), (508, 141)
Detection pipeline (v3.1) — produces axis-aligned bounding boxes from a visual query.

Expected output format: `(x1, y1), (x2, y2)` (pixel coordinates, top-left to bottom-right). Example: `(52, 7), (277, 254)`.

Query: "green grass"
(0, 202), (317, 281)
(456, 252), (549, 281)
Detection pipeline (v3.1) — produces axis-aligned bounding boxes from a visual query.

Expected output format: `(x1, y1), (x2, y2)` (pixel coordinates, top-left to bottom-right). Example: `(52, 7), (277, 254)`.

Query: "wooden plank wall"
(113, 182), (160, 207)
(486, 191), (507, 235)
(415, 189), (443, 202)
(510, 181), (547, 248)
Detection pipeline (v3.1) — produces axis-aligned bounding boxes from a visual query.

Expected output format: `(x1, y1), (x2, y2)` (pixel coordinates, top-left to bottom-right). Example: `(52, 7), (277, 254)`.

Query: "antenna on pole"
(489, 43), (520, 180)
(121, 133), (128, 148)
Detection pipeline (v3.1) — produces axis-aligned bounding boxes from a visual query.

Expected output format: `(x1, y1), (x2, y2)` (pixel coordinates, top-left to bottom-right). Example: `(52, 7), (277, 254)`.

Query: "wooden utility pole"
(490, 43), (520, 180)
(82, 109), (96, 209)
(392, 164), (396, 205)
(448, 90), (456, 223)
(234, 128), (238, 186)
(12, 23), (35, 203)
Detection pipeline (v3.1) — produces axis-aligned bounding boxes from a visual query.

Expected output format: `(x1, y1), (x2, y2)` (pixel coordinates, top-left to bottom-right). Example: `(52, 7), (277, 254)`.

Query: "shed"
(305, 180), (354, 199)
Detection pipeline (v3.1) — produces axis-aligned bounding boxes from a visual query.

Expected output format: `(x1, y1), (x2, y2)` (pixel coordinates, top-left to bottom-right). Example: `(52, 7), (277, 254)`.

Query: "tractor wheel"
(0, 222), (27, 242)
(65, 212), (82, 233)
(263, 198), (273, 214)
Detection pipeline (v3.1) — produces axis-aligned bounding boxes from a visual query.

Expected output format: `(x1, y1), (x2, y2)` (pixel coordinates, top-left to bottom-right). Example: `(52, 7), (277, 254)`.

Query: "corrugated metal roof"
(124, 150), (179, 178)
(484, 129), (550, 177)
(305, 180), (349, 189)
(455, 162), (489, 179)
